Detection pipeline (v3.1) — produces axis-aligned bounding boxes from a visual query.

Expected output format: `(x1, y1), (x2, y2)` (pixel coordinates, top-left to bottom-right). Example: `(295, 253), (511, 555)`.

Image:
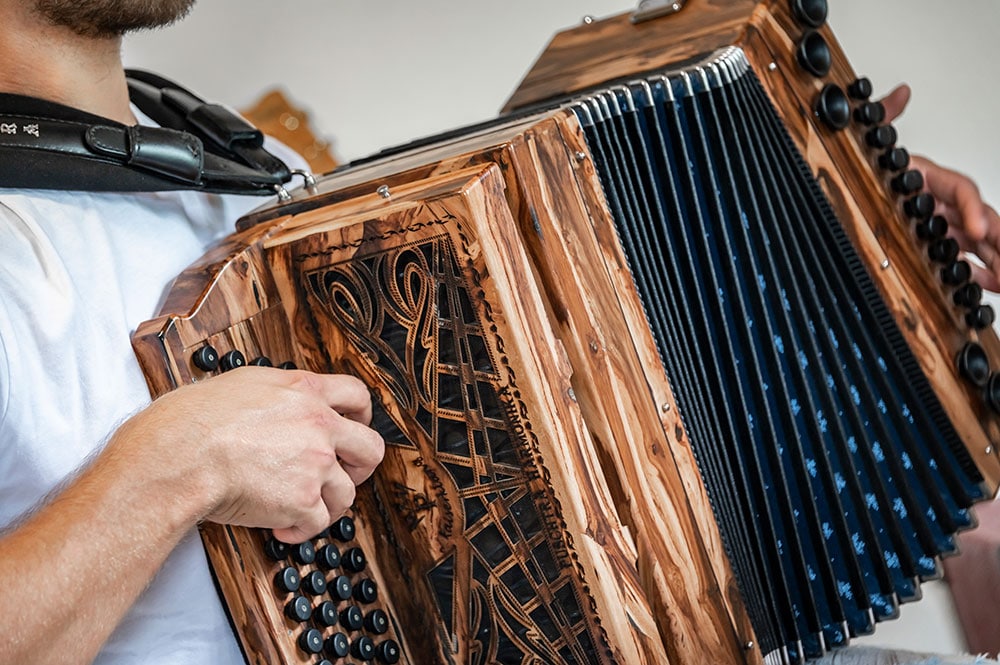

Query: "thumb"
(879, 83), (912, 123)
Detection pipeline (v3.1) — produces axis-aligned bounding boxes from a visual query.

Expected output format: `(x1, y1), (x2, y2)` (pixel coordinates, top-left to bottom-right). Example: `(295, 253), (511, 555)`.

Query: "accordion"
(133, 1), (1000, 663)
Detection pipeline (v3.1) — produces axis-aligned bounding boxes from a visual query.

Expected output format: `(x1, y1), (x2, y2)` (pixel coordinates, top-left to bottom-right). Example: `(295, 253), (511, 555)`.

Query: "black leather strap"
(0, 71), (293, 195)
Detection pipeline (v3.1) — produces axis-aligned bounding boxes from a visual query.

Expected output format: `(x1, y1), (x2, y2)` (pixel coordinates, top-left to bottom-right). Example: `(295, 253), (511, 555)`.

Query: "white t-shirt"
(0, 128), (304, 663)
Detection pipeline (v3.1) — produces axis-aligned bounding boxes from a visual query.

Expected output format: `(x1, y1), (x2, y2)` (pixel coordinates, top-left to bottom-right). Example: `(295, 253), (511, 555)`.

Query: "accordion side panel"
(263, 165), (672, 664)
(503, 116), (760, 665)
(737, 5), (1000, 489)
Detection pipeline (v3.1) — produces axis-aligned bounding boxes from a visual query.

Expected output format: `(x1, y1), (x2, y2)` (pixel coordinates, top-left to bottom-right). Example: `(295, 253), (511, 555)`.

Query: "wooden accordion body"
(133, 1), (1000, 664)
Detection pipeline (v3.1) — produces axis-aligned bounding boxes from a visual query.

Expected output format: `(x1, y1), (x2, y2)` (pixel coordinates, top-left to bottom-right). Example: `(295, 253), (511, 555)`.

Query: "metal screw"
(768, 62), (777, 71)
(568, 388), (578, 402)
(880, 259), (890, 270)
(661, 403), (672, 412)
(745, 641), (755, 651)
(589, 340), (599, 353)
(987, 445), (994, 455)
(575, 151), (587, 162)
(582, 15), (595, 24)
(377, 185), (391, 199)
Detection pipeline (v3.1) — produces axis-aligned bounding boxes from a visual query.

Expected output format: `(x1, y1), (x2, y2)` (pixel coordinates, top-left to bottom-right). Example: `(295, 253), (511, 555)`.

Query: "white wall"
(122, 0), (1000, 657)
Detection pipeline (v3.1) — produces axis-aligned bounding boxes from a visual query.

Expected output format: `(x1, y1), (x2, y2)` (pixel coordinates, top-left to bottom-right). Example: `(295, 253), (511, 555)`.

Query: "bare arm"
(0, 367), (384, 665)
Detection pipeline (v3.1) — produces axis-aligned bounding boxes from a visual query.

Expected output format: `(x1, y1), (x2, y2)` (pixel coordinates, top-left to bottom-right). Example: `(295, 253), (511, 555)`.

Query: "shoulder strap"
(0, 71), (293, 196)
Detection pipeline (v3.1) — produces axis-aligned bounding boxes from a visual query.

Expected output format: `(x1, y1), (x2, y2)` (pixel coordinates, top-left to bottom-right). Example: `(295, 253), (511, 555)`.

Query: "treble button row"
(191, 343), (297, 372)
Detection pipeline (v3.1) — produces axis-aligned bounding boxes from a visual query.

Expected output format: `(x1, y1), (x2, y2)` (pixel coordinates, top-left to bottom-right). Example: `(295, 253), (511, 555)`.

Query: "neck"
(0, 4), (135, 124)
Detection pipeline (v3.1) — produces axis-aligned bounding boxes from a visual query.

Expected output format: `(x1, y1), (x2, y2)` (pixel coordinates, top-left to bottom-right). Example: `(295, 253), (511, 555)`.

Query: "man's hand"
(880, 84), (1000, 291)
(120, 367), (385, 543)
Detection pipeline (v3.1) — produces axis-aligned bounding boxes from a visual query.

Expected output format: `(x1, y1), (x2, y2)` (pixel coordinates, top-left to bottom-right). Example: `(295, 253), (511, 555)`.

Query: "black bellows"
(572, 48), (986, 664)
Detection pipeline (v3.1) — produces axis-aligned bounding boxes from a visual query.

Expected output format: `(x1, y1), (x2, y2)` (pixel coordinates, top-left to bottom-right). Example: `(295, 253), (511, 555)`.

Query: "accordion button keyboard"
(301, 570), (327, 596)
(364, 609), (389, 635)
(954, 282), (984, 308)
(848, 76), (874, 100)
(284, 595), (311, 623)
(916, 215), (949, 241)
(328, 516), (356, 542)
(248, 355), (272, 367)
(942, 260), (972, 286)
(796, 30), (832, 77)
(274, 566), (300, 594)
(351, 635), (375, 661)
(291, 541), (316, 565)
(341, 547), (367, 573)
(967, 304), (997, 330)
(929, 238), (960, 264)
(904, 192), (934, 219)
(375, 640), (401, 664)
(866, 125), (898, 149)
(316, 544), (341, 570)
(219, 349), (246, 372)
(324, 632), (350, 658)
(297, 627), (323, 654)
(339, 605), (364, 631)
(278, 361), (297, 370)
(314, 600), (338, 628)
(958, 342), (991, 387)
(855, 100), (887, 125)
(353, 578), (378, 603)
(816, 84), (850, 130)
(791, 0), (828, 28)
(263, 536), (289, 561)
(881, 146), (911, 173)
(330, 574), (353, 601)
(191, 344), (219, 372)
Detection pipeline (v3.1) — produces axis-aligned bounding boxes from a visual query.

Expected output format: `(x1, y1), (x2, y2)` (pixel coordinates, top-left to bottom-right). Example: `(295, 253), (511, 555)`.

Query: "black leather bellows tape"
(0, 70), (291, 195)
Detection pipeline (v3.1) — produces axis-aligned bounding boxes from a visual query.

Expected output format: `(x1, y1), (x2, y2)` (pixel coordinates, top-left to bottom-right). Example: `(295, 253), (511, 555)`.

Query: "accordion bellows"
(133, 1), (1000, 664)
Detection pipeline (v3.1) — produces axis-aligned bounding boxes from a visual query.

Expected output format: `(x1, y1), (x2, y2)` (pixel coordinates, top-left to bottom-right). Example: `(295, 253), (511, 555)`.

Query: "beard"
(33, 0), (196, 38)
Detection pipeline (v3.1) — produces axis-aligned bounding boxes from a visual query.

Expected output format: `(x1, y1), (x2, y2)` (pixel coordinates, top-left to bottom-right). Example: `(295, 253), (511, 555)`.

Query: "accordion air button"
(354, 578), (378, 603)
(904, 192), (934, 219)
(274, 566), (301, 593)
(958, 342), (990, 387)
(797, 31), (832, 77)
(967, 304), (996, 330)
(297, 628), (324, 655)
(351, 635), (376, 661)
(816, 84), (850, 130)
(191, 344), (219, 372)
(302, 570), (327, 596)
(331, 574), (353, 600)
(342, 547), (367, 573)
(317, 544), (341, 570)
(284, 595), (311, 623)
(249, 355), (272, 367)
(329, 516), (356, 542)
(854, 101), (886, 126)
(325, 632), (350, 658)
(880, 147), (910, 172)
(848, 77), (873, 100)
(263, 537), (289, 561)
(219, 349), (246, 372)
(986, 373), (1000, 415)
(792, 0), (828, 27)
(955, 282), (984, 308)
(942, 260), (972, 286)
(291, 541), (316, 565)
(376, 639), (401, 664)
(340, 605), (364, 631)
(891, 169), (924, 194)
(866, 125), (898, 149)
(916, 215), (949, 241)
(365, 609), (389, 635)
(928, 238), (960, 264)
(314, 600), (338, 627)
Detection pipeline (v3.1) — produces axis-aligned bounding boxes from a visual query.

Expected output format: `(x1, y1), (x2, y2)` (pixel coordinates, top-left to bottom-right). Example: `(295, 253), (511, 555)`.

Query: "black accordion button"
(284, 595), (311, 623)
(880, 147), (910, 172)
(317, 544), (342, 570)
(331, 574), (353, 600)
(298, 628), (324, 654)
(955, 282), (984, 308)
(904, 192), (935, 219)
(865, 125), (897, 149)
(314, 600), (338, 627)
(365, 609), (390, 635)
(942, 261), (972, 286)
(986, 373), (1000, 415)
(816, 84), (850, 130)
(797, 30), (831, 77)
(848, 77), (873, 100)
(325, 632), (350, 658)
(891, 169), (924, 194)
(342, 547), (367, 573)
(916, 215), (949, 241)
(291, 541), (316, 566)
(302, 570), (327, 596)
(329, 516), (356, 542)
(279, 361), (298, 370)
(354, 578), (378, 604)
(854, 101), (886, 126)
(376, 640), (401, 664)
(249, 355), (273, 367)
(340, 605), (364, 631)
(351, 635), (376, 661)
(219, 349), (246, 372)
(968, 305), (997, 330)
(263, 537), (289, 562)
(958, 342), (991, 387)
(929, 238), (960, 264)
(191, 344), (219, 371)
(274, 566), (301, 594)
(792, 0), (828, 27)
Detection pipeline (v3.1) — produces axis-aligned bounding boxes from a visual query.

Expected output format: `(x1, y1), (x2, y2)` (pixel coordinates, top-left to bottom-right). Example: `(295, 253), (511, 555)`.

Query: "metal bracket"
(631, 0), (687, 23)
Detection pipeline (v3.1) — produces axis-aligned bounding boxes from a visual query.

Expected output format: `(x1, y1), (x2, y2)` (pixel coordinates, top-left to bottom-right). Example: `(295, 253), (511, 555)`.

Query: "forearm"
(0, 421), (213, 665)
